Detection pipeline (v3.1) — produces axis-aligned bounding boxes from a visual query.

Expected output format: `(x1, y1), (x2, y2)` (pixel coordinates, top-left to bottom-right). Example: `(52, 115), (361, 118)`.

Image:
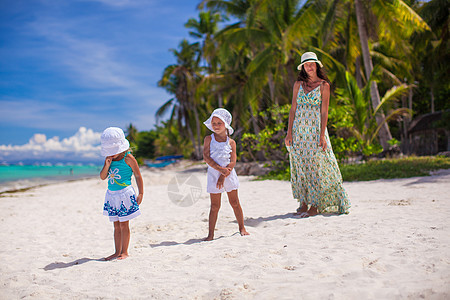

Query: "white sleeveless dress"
(207, 134), (239, 193)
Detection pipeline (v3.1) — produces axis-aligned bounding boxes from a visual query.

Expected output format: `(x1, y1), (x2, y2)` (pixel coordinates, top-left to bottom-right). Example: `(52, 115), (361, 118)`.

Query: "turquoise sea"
(0, 165), (101, 193)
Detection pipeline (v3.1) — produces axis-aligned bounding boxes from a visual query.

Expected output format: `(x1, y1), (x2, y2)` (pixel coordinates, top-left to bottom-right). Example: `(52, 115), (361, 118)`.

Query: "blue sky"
(0, 0), (202, 163)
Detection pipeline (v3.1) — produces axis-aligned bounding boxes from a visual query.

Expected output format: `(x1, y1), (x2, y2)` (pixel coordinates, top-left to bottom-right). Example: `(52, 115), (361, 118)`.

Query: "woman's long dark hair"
(297, 62), (330, 84)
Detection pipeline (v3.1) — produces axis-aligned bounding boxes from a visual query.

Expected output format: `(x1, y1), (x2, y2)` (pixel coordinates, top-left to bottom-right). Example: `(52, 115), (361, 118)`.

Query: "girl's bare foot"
(240, 229), (250, 236)
(203, 235), (214, 241)
(117, 253), (129, 260)
(104, 253), (120, 261)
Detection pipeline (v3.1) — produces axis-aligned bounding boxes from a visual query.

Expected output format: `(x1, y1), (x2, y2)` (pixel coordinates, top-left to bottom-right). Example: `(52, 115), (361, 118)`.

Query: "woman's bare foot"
(117, 253), (129, 260)
(305, 206), (318, 217)
(295, 203), (308, 215)
(104, 253), (120, 261)
(240, 229), (250, 236)
(203, 235), (214, 241)
(298, 206), (319, 218)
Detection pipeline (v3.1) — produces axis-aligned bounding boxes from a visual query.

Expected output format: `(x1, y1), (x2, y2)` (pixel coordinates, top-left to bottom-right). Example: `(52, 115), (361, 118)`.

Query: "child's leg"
(204, 193), (221, 241)
(105, 221), (122, 261)
(118, 221), (130, 259)
(226, 190), (249, 236)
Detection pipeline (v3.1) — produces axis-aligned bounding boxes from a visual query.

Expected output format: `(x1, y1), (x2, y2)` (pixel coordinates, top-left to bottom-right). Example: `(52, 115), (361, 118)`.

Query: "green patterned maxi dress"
(288, 82), (350, 214)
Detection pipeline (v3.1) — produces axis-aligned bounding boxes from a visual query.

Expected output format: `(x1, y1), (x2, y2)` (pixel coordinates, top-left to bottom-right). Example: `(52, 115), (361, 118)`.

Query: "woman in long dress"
(285, 52), (350, 218)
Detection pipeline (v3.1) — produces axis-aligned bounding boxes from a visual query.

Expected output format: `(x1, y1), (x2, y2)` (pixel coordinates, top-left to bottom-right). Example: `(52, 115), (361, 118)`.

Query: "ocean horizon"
(0, 164), (102, 193)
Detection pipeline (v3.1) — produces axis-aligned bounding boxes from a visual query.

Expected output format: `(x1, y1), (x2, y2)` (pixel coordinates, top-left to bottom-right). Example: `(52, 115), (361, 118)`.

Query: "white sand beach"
(0, 162), (449, 299)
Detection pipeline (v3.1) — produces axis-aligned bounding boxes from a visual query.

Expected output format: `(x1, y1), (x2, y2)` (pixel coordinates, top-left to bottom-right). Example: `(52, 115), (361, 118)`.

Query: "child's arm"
(226, 139), (237, 171)
(203, 135), (230, 176)
(100, 157), (112, 180)
(125, 154), (144, 205)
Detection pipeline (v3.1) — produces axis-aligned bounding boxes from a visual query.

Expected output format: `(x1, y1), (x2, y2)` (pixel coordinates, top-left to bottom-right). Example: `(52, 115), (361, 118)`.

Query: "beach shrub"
(153, 122), (192, 158)
(135, 130), (158, 159)
(240, 104), (290, 171)
(260, 156), (450, 182)
(340, 156), (450, 181)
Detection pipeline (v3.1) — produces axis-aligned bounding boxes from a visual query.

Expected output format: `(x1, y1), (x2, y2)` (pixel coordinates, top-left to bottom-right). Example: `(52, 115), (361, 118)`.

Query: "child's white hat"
(100, 127), (130, 156)
(204, 108), (234, 135)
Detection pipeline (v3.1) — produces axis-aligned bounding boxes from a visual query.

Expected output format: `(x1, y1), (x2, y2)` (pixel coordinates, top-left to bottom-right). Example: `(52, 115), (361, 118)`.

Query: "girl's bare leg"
(204, 193), (221, 241)
(105, 221), (122, 261)
(118, 221), (130, 259)
(227, 190), (249, 236)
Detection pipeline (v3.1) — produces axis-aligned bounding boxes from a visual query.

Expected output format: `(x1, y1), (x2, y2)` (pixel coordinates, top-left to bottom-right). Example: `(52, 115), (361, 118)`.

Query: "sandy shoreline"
(0, 163), (449, 299)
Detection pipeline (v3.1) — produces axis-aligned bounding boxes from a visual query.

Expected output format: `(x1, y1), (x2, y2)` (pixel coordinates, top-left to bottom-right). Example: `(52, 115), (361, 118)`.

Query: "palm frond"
(373, 83), (409, 115)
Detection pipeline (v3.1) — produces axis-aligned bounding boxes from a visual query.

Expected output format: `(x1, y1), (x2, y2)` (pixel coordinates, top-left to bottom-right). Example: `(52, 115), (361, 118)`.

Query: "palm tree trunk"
(268, 72), (277, 105)
(192, 103), (203, 160)
(355, 56), (363, 89)
(249, 104), (259, 134)
(430, 85), (435, 113)
(354, 0), (392, 150)
(186, 120), (197, 159)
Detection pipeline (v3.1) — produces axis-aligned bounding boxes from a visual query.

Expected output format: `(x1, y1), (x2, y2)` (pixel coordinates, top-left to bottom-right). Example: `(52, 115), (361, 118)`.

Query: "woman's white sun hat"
(204, 108), (234, 135)
(100, 127), (130, 156)
(297, 52), (323, 70)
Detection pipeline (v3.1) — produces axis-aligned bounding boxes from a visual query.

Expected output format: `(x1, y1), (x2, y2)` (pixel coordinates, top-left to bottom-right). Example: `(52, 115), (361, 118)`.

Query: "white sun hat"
(100, 127), (130, 156)
(297, 51), (323, 70)
(204, 108), (234, 135)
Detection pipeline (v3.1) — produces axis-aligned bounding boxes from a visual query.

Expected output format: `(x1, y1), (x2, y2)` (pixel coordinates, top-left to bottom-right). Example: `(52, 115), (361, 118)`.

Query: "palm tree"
(354, 0), (393, 150)
(337, 70), (411, 153)
(185, 11), (221, 73)
(157, 39), (204, 159)
(125, 123), (138, 145)
(313, 0), (430, 150)
(199, 0), (322, 133)
(414, 0), (449, 114)
(185, 11), (224, 108)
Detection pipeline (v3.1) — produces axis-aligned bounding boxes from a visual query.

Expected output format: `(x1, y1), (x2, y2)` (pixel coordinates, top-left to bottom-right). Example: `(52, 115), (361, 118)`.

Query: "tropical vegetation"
(260, 155), (450, 182)
(128, 0), (449, 168)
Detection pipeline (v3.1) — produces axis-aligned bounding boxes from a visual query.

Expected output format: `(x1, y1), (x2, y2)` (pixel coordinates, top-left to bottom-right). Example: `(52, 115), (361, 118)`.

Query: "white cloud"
(0, 127), (102, 163)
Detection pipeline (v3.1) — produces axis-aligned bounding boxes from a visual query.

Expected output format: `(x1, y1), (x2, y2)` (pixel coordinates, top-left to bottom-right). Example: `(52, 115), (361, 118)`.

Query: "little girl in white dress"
(203, 108), (249, 241)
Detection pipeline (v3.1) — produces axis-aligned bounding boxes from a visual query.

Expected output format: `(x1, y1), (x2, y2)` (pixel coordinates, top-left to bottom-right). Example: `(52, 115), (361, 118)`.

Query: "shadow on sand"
(150, 238), (205, 248)
(242, 213), (298, 227)
(234, 212), (342, 227)
(150, 233), (243, 248)
(44, 257), (103, 270)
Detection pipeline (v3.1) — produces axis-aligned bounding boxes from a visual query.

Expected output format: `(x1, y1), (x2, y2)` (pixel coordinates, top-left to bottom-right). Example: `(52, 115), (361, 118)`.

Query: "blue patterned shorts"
(103, 186), (140, 222)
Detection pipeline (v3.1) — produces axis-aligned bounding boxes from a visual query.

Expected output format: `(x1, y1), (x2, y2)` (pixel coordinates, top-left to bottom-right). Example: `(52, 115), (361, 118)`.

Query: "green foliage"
(240, 104), (290, 164)
(152, 0), (446, 160)
(260, 156), (450, 182)
(329, 68), (409, 158)
(125, 123), (138, 144)
(387, 138), (400, 147)
(340, 156), (450, 181)
(153, 122), (191, 158)
(134, 130), (158, 159)
(328, 136), (383, 161)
